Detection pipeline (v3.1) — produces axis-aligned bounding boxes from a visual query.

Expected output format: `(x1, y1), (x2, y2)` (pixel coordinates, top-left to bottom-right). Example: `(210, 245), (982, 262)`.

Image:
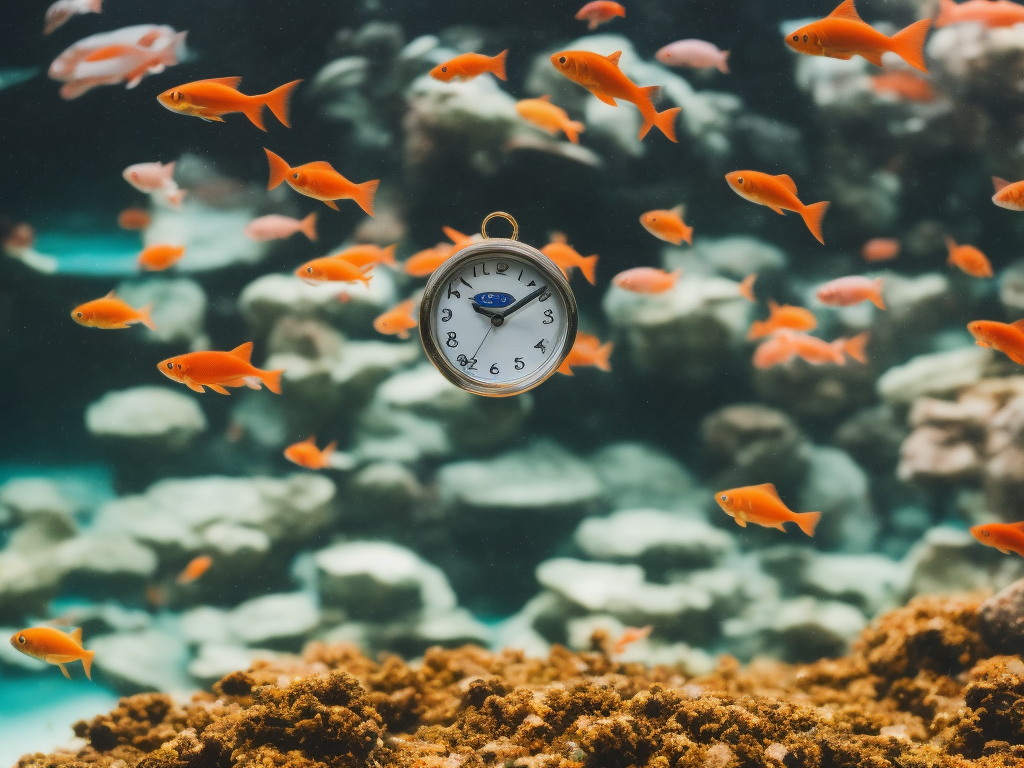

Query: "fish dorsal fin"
(303, 161), (336, 172)
(538, 94), (552, 101)
(752, 482), (782, 500)
(71, 627), (83, 645)
(304, 435), (317, 444)
(1010, 521), (1024, 532)
(606, 51), (622, 66)
(827, 0), (862, 21)
(199, 76), (242, 89)
(229, 342), (253, 362)
(670, 204), (685, 218)
(774, 174), (798, 194)
(993, 177), (1011, 193)
(768, 299), (781, 312)
(1011, 319), (1024, 333)
(550, 231), (568, 244)
(104, 289), (116, 299)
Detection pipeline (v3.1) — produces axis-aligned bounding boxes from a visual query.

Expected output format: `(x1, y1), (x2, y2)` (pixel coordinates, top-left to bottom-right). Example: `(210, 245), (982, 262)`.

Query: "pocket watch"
(419, 212), (578, 397)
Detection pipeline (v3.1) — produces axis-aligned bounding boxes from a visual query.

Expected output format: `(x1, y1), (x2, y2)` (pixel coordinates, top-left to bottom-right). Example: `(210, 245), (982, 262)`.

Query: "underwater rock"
(797, 552), (907, 615)
(877, 346), (995, 407)
(870, 272), (957, 360)
(903, 526), (1024, 598)
(798, 446), (878, 553)
(999, 259), (1024, 316)
(114, 278), (208, 347)
(978, 577), (1024, 656)
(352, 401), (452, 464)
(768, 597), (867, 662)
(686, 236), (788, 279)
(319, 606), (490, 658)
(226, 592), (321, 651)
(188, 643), (270, 688)
(0, 550), (64, 623)
(0, 478), (77, 550)
(89, 629), (192, 695)
(54, 533), (158, 599)
(834, 404), (908, 474)
(752, 353), (878, 423)
(588, 442), (698, 512)
(343, 462), (425, 526)
(146, 198), (268, 272)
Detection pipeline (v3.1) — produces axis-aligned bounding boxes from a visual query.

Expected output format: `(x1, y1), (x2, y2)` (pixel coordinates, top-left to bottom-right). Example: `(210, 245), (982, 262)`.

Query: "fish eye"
(76, 312), (82, 318)
(983, 530), (990, 537)
(720, 495), (727, 501)
(17, 635), (25, 644)
(737, 177), (744, 184)
(559, 56), (567, 64)
(293, 173), (299, 179)
(166, 362), (174, 369)
(441, 66), (447, 72)
(793, 35), (799, 42)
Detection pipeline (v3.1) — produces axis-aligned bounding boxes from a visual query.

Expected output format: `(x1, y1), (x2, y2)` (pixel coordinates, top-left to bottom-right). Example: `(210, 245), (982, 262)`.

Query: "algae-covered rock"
(877, 347), (994, 406)
(588, 442), (698, 513)
(89, 629), (192, 695)
(114, 278), (207, 347)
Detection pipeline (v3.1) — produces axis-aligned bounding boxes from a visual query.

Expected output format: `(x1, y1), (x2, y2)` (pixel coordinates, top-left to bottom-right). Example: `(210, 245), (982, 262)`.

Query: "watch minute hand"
(500, 284), (548, 319)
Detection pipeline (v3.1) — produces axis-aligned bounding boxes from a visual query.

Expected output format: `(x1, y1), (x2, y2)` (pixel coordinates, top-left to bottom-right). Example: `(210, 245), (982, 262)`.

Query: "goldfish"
(738, 274), (757, 303)
(655, 39), (730, 73)
(557, 331), (614, 375)
(244, 212), (318, 242)
(176, 555), (212, 584)
(516, 95), (586, 144)
(992, 177), (1024, 211)
(611, 625), (653, 655)
(971, 522), (1024, 556)
(158, 342), (283, 395)
(612, 267), (681, 293)
(551, 49), (681, 142)
(716, 483), (821, 536)
(541, 233), (598, 285)
(10, 627), (95, 679)
(138, 244), (185, 271)
(117, 208), (151, 231)
(862, 237), (900, 262)
(753, 330), (868, 368)
(123, 161), (185, 209)
(747, 300), (817, 340)
(785, 0), (931, 73)
(945, 236), (993, 278)
(296, 256), (372, 286)
(374, 299), (419, 339)
(265, 149), (378, 216)
(284, 435), (337, 470)
(936, 0), (1024, 28)
(332, 244), (398, 269)
(44, 0), (101, 36)
(71, 291), (155, 330)
(405, 244), (455, 277)
(967, 319), (1024, 365)
(725, 170), (830, 244)
(816, 276), (885, 309)
(870, 71), (935, 102)
(157, 77), (301, 130)
(640, 205), (693, 246)
(430, 51), (508, 82)
(575, 1), (626, 30)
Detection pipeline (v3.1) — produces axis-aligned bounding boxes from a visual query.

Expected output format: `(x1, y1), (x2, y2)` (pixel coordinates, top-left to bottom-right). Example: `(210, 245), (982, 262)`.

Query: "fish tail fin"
(871, 277), (886, 310)
(844, 331), (870, 364)
(579, 254), (599, 285)
(890, 18), (931, 73)
(746, 322), (765, 341)
(263, 79), (302, 128)
(242, 97), (267, 131)
(353, 179), (380, 217)
(800, 200), (830, 244)
(260, 369), (284, 395)
(321, 441), (337, 464)
(682, 225), (694, 246)
(81, 650), (95, 680)
(138, 304), (157, 331)
(380, 244), (398, 266)
(638, 91), (680, 142)
(935, 0), (957, 27)
(264, 148), (290, 190)
(717, 51), (730, 74)
(595, 341), (614, 371)
(564, 120), (585, 144)
(166, 187), (186, 209)
(301, 212), (318, 242)
(796, 511), (822, 537)
(557, 359), (575, 375)
(491, 50), (509, 81)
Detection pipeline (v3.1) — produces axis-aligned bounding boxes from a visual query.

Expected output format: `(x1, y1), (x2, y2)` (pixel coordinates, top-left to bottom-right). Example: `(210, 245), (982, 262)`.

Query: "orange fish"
(72, 290), (156, 330)
(967, 319), (1024, 365)
(945, 236), (993, 278)
(404, 244), (454, 277)
(716, 483), (821, 536)
(785, 0), (931, 73)
(10, 627), (95, 679)
(158, 342), (283, 395)
(430, 50), (508, 82)
(747, 300), (817, 340)
(993, 177), (1024, 211)
(612, 266), (681, 293)
(738, 274), (757, 303)
(243, 212), (318, 242)
(117, 207), (151, 231)
(516, 95), (586, 144)
(870, 71), (935, 102)
(726, 170), (830, 244)
(971, 522), (1024, 557)
(442, 226), (476, 250)
(816, 276), (886, 309)
(332, 244), (398, 269)
(557, 331), (614, 375)
(551, 49), (681, 142)
(936, 0), (1024, 28)
(862, 237), (900, 262)
(284, 435), (337, 470)
(541, 233), (598, 285)
(640, 205), (693, 246)
(138, 243), (185, 271)
(296, 256), (372, 286)
(157, 77), (301, 130)
(576, 1), (626, 30)
(176, 555), (212, 584)
(265, 149), (379, 215)
(374, 298), (419, 339)
(753, 330), (867, 368)
(612, 625), (653, 656)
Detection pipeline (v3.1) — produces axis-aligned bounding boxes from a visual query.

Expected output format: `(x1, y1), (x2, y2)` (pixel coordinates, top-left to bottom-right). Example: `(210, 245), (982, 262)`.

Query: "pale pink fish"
(815, 276), (885, 309)
(243, 213), (318, 242)
(44, 0), (102, 36)
(51, 25), (169, 79)
(656, 39), (731, 74)
(123, 161), (185, 209)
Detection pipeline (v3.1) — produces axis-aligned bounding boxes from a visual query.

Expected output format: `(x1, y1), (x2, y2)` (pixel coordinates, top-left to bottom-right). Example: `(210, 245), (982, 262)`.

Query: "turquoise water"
(36, 233), (141, 276)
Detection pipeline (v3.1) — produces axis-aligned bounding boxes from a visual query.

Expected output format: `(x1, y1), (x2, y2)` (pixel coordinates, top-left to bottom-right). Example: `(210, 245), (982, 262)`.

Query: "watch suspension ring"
(481, 211), (519, 241)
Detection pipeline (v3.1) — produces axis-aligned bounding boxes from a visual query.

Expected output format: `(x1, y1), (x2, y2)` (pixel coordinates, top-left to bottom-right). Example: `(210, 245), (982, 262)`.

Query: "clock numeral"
(481, 263), (491, 275)
(490, 363), (499, 375)
(447, 283), (461, 299)
(496, 262), (509, 275)
(539, 291), (552, 303)
(542, 309), (554, 324)
(456, 355), (478, 370)
(517, 269), (524, 282)
(441, 308), (453, 322)
(535, 339), (547, 354)
(527, 280), (537, 287)
(514, 357), (525, 370)
(460, 277), (473, 289)
(446, 331), (458, 348)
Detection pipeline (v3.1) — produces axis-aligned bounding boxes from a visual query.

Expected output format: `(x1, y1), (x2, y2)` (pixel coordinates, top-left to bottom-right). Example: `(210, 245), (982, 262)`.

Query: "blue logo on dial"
(472, 291), (515, 308)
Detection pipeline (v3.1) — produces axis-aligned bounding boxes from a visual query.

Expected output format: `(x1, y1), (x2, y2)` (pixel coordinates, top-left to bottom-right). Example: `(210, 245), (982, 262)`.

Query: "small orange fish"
(971, 522), (1024, 557)
(374, 298), (419, 339)
(611, 625), (653, 655)
(10, 627), (95, 679)
(332, 244), (398, 269)
(936, 0), (1024, 28)
(816, 276), (886, 309)
(72, 290), (156, 330)
(296, 256), (372, 286)
(993, 176), (1024, 211)
(945, 236), (993, 278)
(967, 319), (1024, 365)
(430, 50), (508, 82)
(138, 243), (185, 271)
(862, 237), (900, 262)
(117, 207), (151, 231)
(747, 300), (817, 340)
(284, 435), (337, 470)
(785, 0), (931, 73)
(738, 274), (757, 303)
(716, 483), (821, 536)
(405, 244), (454, 277)
(753, 330), (867, 368)
(558, 331), (614, 375)
(725, 170), (830, 244)
(157, 77), (301, 130)
(551, 49), (681, 142)
(265, 148), (379, 215)
(541, 233), (598, 285)
(158, 342), (283, 395)
(870, 71), (935, 102)
(576, 1), (626, 30)
(516, 95), (586, 143)
(176, 555), (212, 584)
(612, 267), (681, 294)
(640, 205), (693, 246)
